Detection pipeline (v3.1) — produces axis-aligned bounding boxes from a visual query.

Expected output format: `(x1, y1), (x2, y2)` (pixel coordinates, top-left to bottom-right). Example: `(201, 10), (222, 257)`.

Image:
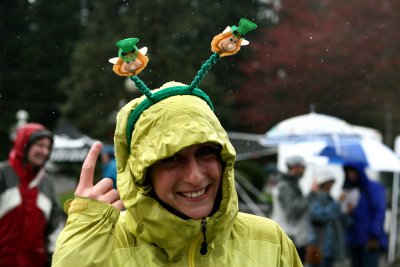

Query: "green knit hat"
(230, 18), (257, 38)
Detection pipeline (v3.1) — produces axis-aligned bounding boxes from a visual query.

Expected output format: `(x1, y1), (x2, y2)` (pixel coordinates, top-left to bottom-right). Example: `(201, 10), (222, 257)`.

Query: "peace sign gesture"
(75, 142), (124, 210)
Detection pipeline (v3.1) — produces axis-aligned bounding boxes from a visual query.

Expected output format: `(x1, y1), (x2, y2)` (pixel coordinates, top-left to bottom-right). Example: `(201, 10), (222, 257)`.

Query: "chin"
(184, 207), (213, 220)
(187, 214), (208, 220)
(31, 160), (46, 167)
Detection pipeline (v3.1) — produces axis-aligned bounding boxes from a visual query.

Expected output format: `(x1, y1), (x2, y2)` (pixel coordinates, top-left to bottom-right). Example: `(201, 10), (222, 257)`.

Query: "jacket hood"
(114, 82), (238, 260)
(8, 123), (53, 184)
(343, 162), (369, 189)
(10, 123), (47, 161)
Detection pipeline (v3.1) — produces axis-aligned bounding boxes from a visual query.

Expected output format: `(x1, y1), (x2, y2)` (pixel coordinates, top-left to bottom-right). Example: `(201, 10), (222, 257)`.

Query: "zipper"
(200, 218), (208, 255)
(188, 234), (202, 267)
(188, 218), (208, 267)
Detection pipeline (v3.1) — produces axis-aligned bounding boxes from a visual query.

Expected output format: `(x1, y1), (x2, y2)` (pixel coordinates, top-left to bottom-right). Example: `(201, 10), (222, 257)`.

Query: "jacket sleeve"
(44, 188), (65, 266)
(278, 182), (314, 220)
(366, 183), (386, 239)
(278, 225), (303, 267)
(43, 179), (66, 254)
(52, 197), (120, 267)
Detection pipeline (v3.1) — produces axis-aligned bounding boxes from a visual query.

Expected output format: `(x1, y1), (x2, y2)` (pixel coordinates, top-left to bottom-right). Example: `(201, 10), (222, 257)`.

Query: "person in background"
(339, 163), (387, 267)
(271, 155), (318, 262)
(307, 169), (347, 267)
(101, 144), (117, 189)
(263, 167), (281, 217)
(0, 123), (64, 267)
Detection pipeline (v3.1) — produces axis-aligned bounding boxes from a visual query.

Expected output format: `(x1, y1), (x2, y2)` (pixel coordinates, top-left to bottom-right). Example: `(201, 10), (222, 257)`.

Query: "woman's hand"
(75, 142), (124, 210)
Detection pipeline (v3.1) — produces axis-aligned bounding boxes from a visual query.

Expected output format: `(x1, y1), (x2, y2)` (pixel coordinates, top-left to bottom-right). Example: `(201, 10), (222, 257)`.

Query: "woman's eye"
(160, 155), (180, 165)
(197, 145), (220, 158)
(230, 38), (233, 42)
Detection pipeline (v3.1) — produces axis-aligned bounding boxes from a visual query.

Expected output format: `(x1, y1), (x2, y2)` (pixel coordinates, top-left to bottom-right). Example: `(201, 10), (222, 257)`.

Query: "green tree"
(0, 0), (82, 159)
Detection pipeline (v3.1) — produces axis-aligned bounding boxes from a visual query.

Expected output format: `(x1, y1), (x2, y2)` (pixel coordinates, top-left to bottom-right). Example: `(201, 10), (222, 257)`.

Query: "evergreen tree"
(0, 0), (82, 159)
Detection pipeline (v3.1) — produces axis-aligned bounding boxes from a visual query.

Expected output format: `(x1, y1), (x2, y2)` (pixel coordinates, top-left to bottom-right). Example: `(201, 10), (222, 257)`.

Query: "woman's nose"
(183, 158), (204, 185)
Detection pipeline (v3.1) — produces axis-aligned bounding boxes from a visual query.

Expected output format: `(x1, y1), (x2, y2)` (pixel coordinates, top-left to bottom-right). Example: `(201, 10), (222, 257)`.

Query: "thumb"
(77, 141), (102, 192)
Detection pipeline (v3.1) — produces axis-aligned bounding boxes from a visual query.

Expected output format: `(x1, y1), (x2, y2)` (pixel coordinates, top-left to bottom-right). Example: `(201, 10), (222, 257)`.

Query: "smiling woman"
(52, 20), (302, 266)
(52, 81), (303, 267)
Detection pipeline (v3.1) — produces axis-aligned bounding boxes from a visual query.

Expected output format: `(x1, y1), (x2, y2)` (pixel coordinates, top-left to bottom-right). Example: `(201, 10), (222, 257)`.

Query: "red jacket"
(0, 123), (64, 267)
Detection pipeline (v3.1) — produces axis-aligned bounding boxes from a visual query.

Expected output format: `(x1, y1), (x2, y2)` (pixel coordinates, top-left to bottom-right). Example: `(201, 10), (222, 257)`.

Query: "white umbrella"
(283, 137), (400, 172)
(260, 111), (382, 145)
(262, 112), (379, 200)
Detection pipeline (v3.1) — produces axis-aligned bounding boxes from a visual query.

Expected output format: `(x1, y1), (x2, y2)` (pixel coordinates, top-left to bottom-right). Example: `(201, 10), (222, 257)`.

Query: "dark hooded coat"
(343, 162), (387, 249)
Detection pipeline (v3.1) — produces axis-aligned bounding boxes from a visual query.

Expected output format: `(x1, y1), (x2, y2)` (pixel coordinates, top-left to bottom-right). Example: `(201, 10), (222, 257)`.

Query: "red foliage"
(233, 0), (400, 138)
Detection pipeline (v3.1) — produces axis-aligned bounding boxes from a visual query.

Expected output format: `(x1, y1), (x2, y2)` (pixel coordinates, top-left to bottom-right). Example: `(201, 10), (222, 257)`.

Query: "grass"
(58, 190), (75, 207)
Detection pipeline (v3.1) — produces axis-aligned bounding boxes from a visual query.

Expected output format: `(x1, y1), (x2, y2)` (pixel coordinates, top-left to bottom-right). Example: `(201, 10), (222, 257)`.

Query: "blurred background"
(3, 0), (400, 156)
(2, 0), (400, 265)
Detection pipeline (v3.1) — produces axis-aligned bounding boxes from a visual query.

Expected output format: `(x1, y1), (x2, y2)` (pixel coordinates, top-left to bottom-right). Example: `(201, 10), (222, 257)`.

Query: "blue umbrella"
(317, 136), (400, 172)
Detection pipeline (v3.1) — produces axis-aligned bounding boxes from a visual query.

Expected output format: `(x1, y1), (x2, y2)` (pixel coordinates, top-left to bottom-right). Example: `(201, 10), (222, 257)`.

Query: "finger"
(93, 178), (114, 195)
(112, 199), (124, 210)
(77, 142), (102, 191)
(79, 178), (113, 199)
(98, 188), (120, 204)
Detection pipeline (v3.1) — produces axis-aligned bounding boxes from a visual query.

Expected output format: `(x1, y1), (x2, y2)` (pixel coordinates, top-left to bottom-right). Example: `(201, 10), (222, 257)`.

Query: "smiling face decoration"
(211, 18), (257, 57)
(109, 38), (149, 77)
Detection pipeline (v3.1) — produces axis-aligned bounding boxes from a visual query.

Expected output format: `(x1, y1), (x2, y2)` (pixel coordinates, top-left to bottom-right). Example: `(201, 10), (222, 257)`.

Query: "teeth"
(181, 188), (206, 198)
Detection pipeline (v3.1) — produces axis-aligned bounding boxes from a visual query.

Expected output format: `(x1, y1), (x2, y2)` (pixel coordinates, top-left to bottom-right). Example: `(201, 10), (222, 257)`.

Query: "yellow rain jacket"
(53, 82), (302, 267)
